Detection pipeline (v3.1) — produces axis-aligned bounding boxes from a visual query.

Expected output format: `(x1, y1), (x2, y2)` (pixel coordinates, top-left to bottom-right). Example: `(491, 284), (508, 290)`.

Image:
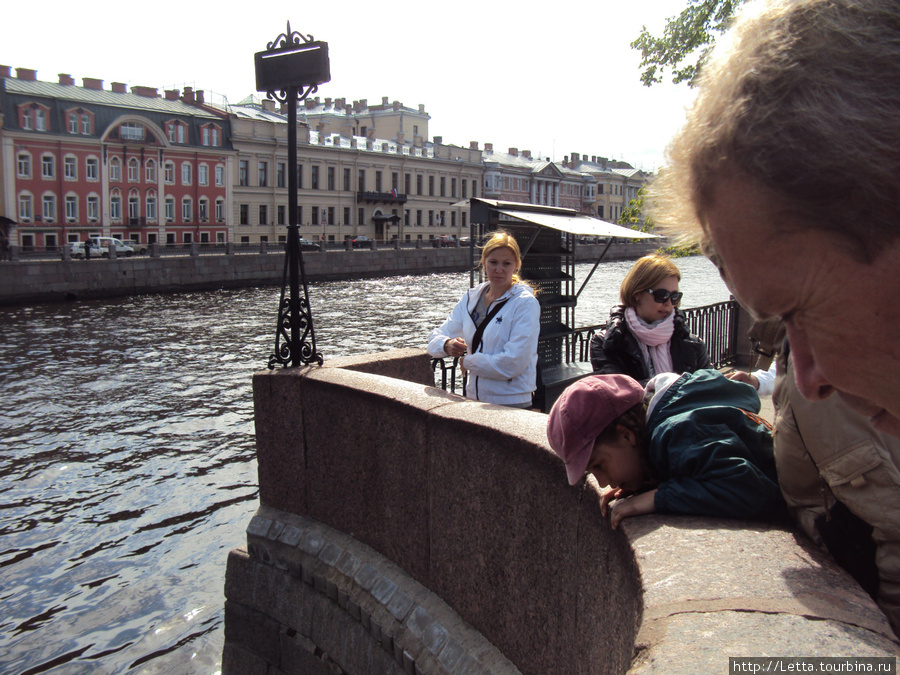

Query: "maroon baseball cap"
(546, 374), (645, 485)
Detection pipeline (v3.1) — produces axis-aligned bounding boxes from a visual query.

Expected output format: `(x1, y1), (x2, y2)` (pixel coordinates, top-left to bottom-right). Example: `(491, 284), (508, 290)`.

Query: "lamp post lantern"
(257, 22), (330, 369)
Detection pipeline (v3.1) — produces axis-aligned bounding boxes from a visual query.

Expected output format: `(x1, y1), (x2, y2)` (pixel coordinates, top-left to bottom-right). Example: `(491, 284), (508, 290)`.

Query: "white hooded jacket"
(427, 281), (540, 406)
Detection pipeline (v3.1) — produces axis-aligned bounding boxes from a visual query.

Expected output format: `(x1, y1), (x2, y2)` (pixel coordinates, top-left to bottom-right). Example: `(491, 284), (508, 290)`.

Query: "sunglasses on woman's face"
(646, 288), (683, 304)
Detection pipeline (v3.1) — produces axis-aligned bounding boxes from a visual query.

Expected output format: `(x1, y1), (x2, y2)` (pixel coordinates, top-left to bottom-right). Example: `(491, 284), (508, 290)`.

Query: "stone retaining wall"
(0, 242), (658, 306)
(224, 348), (900, 673)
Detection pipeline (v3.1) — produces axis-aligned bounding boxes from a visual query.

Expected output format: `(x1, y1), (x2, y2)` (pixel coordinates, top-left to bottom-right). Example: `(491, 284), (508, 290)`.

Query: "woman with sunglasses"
(589, 254), (710, 384)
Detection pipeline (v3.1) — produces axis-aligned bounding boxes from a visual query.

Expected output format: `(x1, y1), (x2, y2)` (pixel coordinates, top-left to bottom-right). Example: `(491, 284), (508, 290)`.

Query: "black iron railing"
(431, 299), (739, 393)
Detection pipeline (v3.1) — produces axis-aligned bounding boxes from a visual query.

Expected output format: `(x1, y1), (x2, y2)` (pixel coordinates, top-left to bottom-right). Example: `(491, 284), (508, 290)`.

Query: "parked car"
(69, 237), (135, 259)
(432, 235), (456, 248)
(298, 238), (320, 251)
(351, 235), (372, 248)
(129, 240), (149, 255)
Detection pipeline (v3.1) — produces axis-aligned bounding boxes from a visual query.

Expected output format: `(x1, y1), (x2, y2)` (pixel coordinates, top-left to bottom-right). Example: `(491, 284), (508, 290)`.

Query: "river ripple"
(0, 256), (727, 674)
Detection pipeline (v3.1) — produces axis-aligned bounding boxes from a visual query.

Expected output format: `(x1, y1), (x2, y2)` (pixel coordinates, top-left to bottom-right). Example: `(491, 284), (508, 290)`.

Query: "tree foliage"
(619, 186), (699, 257)
(631, 0), (744, 87)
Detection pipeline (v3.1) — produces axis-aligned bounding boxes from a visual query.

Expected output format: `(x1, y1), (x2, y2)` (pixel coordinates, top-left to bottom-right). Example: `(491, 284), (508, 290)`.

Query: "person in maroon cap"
(546, 371), (782, 529)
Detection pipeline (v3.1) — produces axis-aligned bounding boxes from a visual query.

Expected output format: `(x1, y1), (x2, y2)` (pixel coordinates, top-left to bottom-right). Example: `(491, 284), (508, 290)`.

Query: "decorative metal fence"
(431, 298), (739, 397)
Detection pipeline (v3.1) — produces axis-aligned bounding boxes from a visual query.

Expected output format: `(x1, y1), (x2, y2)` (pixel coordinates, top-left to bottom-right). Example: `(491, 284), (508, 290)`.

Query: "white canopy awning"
(495, 208), (658, 239)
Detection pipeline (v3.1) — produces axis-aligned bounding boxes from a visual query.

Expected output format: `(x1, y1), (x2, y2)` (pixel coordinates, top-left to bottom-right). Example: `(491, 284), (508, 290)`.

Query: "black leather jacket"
(589, 305), (711, 384)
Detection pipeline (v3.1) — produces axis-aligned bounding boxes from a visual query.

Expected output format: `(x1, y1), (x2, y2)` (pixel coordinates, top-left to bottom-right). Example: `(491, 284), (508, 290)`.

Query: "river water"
(0, 256), (728, 674)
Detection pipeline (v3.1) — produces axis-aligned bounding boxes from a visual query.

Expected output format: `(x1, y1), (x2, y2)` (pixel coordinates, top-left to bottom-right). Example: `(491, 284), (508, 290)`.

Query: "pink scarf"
(624, 307), (675, 377)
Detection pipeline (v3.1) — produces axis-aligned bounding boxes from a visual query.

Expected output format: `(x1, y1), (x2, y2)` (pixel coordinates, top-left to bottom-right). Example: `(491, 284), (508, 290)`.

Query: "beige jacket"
(774, 352), (900, 637)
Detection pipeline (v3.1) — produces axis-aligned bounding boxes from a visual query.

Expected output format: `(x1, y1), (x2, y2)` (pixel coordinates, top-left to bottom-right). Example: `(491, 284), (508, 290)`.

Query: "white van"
(69, 237), (135, 259)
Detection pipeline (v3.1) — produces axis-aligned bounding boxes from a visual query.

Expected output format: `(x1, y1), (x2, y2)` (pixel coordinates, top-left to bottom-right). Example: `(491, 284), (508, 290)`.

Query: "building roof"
(3, 77), (222, 120)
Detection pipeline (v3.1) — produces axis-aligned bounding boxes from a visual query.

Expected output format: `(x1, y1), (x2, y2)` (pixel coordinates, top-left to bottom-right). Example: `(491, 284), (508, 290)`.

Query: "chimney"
(325, 97), (332, 107)
(484, 143), (493, 153)
(393, 100), (400, 111)
(359, 98), (367, 109)
(195, 90), (204, 104)
(165, 89), (180, 101)
(17, 68), (37, 81)
(522, 150), (531, 159)
(305, 99), (317, 109)
(261, 99), (275, 112)
(83, 77), (103, 90)
(111, 82), (127, 94)
(563, 155), (569, 167)
(133, 85), (159, 98)
(182, 86), (194, 104)
(508, 147), (518, 156)
(345, 104), (352, 115)
(418, 104), (425, 113)
(58, 73), (75, 86)
(434, 136), (443, 145)
(396, 132), (405, 144)
(0, 66), (11, 78)
(469, 141), (479, 150)
(382, 96), (389, 105)
(336, 97), (345, 108)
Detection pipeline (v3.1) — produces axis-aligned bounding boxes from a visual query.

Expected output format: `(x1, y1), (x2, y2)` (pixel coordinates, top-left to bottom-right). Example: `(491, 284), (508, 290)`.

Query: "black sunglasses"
(646, 288), (683, 304)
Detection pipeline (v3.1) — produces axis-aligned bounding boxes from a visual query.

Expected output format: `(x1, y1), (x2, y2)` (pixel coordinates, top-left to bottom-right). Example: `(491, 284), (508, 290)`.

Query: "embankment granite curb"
(0, 242), (659, 306)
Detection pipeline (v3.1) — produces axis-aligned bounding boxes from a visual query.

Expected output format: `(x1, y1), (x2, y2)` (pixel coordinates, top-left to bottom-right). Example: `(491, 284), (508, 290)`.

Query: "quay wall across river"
(0, 242), (658, 306)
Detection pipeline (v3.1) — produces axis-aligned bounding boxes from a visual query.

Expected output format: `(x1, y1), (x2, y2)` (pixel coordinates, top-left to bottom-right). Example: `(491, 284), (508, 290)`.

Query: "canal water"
(0, 256), (729, 674)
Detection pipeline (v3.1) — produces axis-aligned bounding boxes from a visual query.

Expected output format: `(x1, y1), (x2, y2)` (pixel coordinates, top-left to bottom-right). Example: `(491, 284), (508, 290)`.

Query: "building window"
(41, 194), (56, 221)
(258, 204), (267, 225)
(277, 205), (286, 225)
(164, 162), (175, 184)
(109, 157), (121, 182)
(392, 172), (399, 191)
(41, 155), (55, 179)
(428, 176), (435, 196)
(128, 158), (140, 182)
(297, 164), (304, 189)
(181, 163), (192, 185)
(311, 166), (320, 189)
(65, 196), (78, 221)
(375, 171), (382, 193)
(311, 206), (319, 224)
(147, 194), (157, 221)
(451, 178), (457, 198)
(202, 127), (210, 146)
(146, 160), (157, 183)
(344, 207), (351, 225)
(81, 114), (92, 135)
(199, 165), (209, 186)
(36, 108), (47, 131)
(416, 175), (423, 195)
(462, 180), (468, 199)
(258, 161), (268, 187)
(343, 168), (351, 191)
(129, 194), (140, 220)
(277, 163), (286, 188)
(17, 153), (32, 179)
(182, 198), (192, 222)
(358, 169), (365, 192)
(327, 167), (335, 191)
(215, 165), (225, 187)
(212, 128), (219, 147)
(86, 157), (99, 181)
(165, 196), (175, 221)
(239, 160), (249, 186)
(215, 199), (224, 221)
(328, 207), (335, 226)
(18, 194), (33, 221)
(87, 196), (99, 221)
(240, 204), (249, 225)
(199, 198), (209, 221)
(405, 173), (411, 194)
(440, 177), (446, 197)
(68, 112), (79, 134)
(120, 122), (144, 141)
(110, 193), (121, 220)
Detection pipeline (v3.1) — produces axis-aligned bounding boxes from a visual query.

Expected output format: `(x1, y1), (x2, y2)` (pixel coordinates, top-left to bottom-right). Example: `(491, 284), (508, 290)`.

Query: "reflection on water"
(0, 257), (728, 673)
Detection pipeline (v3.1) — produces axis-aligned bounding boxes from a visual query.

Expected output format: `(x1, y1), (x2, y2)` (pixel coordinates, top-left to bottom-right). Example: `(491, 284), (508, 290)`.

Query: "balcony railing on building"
(356, 191), (407, 205)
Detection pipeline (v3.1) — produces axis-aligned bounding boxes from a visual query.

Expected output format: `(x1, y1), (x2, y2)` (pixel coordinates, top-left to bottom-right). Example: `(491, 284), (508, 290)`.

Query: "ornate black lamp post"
(257, 22), (330, 369)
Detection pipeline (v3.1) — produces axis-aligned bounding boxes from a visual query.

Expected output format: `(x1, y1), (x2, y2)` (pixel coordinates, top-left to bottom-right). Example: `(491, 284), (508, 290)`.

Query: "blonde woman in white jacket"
(427, 231), (541, 407)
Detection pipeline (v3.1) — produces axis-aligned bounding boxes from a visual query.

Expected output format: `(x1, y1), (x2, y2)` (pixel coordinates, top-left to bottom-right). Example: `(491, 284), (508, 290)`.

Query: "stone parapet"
(226, 348), (900, 673)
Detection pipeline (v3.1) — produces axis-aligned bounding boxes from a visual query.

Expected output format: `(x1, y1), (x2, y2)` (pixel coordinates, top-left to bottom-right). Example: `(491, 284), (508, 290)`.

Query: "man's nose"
(787, 325), (834, 401)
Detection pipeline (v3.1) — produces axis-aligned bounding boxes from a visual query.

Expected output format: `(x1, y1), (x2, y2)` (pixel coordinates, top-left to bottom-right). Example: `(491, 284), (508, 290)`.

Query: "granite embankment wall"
(223, 348), (900, 674)
(0, 242), (658, 306)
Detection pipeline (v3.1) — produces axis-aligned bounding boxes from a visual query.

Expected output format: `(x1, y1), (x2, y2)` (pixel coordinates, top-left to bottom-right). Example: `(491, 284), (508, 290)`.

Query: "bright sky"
(5, 0), (696, 173)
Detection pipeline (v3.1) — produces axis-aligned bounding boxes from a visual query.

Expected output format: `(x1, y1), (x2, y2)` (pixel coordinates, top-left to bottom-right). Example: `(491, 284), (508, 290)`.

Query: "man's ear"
(617, 424), (637, 448)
